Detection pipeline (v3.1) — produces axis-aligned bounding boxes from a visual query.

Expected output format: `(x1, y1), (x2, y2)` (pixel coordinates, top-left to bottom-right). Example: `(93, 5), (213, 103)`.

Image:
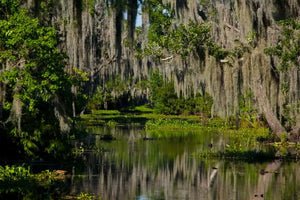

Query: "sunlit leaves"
(0, 7), (70, 113)
(0, 1), (83, 158)
(264, 18), (300, 71)
(144, 21), (214, 58)
(140, 0), (227, 60)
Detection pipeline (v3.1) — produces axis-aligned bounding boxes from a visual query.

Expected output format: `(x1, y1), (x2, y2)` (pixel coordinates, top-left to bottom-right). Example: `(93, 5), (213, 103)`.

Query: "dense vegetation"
(0, 0), (87, 160)
(0, 1), (88, 198)
(87, 70), (213, 115)
(0, 0), (300, 198)
(264, 19), (300, 132)
(0, 165), (67, 199)
(136, 0), (229, 60)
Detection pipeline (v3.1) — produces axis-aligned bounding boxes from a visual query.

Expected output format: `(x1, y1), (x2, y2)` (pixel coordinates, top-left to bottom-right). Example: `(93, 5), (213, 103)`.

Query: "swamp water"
(68, 123), (300, 200)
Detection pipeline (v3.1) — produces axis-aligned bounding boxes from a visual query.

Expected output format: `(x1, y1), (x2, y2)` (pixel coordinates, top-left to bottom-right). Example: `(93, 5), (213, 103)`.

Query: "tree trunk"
(52, 95), (71, 133)
(8, 80), (22, 133)
(253, 83), (286, 138)
(290, 115), (300, 142)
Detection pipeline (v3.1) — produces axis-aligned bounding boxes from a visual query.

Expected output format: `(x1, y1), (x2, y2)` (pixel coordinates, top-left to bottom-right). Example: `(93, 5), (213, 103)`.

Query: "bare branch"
(161, 56), (173, 61)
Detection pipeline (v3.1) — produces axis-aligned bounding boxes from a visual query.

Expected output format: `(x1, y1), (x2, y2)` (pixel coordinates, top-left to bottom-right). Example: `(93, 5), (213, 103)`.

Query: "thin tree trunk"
(8, 80), (22, 133)
(72, 85), (76, 118)
(52, 95), (70, 133)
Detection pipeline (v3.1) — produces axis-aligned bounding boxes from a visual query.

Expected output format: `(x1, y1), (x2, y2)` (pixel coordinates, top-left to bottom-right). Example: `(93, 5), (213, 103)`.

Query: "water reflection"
(68, 125), (300, 200)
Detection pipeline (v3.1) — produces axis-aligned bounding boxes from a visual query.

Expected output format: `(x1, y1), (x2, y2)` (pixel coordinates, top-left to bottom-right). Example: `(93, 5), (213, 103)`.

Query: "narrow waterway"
(68, 124), (300, 200)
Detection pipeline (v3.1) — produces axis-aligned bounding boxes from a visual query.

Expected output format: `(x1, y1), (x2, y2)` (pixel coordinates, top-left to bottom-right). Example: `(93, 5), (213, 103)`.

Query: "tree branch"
(161, 56), (173, 61)
(93, 55), (117, 74)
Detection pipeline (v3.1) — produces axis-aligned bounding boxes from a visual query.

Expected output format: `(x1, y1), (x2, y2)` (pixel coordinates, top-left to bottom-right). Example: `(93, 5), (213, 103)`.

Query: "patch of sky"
(123, 1), (142, 27)
(136, 1), (143, 27)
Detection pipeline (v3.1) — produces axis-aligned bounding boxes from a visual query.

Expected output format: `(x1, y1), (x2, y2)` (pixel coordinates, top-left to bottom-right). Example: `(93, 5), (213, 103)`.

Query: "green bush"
(148, 70), (213, 115)
(0, 165), (66, 199)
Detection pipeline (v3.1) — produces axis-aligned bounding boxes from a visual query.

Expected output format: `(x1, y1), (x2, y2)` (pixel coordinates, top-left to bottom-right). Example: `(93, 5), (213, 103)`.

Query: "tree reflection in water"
(67, 125), (300, 200)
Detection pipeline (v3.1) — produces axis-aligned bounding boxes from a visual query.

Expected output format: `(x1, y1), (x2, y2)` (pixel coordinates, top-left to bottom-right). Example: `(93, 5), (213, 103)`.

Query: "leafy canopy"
(0, 9), (69, 112)
(0, 0), (87, 158)
(264, 19), (300, 71)
(136, 0), (229, 60)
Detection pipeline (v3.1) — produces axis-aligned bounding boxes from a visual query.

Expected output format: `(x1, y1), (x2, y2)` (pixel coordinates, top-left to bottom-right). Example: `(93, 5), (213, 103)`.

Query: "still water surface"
(68, 124), (300, 200)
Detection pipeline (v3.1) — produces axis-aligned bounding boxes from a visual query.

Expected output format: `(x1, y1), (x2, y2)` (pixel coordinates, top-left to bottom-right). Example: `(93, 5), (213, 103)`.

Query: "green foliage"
(197, 127), (274, 162)
(91, 110), (121, 115)
(146, 0), (173, 44)
(131, 105), (154, 113)
(0, 0), (19, 18)
(199, 0), (210, 7)
(86, 0), (96, 14)
(145, 119), (213, 139)
(142, 19), (227, 59)
(148, 70), (213, 115)
(106, 120), (117, 127)
(38, 0), (59, 25)
(264, 18), (300, 71)
(264, 18), (300, 129)
(145, 118), (230, 139)
(137, 1), (228, 60)
(0, 165), (66, 199)
(0, 9), (68, 109)
(77, 192), (101, 200)
(0, 1), (86, 159)
(238, 89), (261, 127)
(146, 119), (204, 131)
(246, 30), (257, 46)
(87, 76), (131, 110)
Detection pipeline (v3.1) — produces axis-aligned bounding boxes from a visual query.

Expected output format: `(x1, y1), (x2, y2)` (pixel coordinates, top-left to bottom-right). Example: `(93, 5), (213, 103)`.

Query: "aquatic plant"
(106, 120), (117, 127)
(76, 192), (101, 200)
(91, 110), (121, 115)
(145, 118), (230, 131)
(197, 150), (276, 162)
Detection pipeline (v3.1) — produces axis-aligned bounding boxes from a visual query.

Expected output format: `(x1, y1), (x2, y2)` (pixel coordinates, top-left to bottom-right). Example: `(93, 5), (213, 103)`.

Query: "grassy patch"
(91, 110), (121, 115)
(130, 105), (154, 113)
(145, 118), (230, 131)
(146, 119), (206, 131)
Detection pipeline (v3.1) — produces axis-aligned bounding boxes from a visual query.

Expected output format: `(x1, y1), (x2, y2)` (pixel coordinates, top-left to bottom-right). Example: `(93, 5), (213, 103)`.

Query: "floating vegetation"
(197, 150), (276, 162)
(145, 118), (228, 131)
(91, 110), (121, 115)
(75, 192), (101, 200)
(146, 119), (205, 131)
(106, 120), (117, 127)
